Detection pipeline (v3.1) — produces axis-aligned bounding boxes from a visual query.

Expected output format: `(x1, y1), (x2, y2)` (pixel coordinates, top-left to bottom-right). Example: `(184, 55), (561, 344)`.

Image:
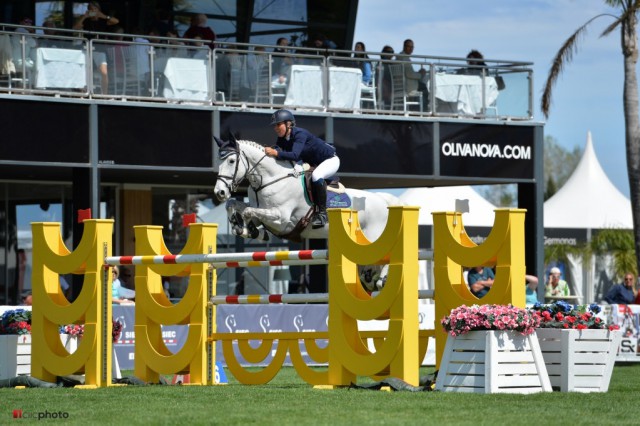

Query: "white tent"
(544, 131), (632, 229)
(399, 186), (498, 226)
(198, 201), (231, 229)
(544, 131), (633, 304)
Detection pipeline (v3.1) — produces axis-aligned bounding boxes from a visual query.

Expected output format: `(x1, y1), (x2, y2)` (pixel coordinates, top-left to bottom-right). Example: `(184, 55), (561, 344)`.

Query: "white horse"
(213, 136), (403, 290)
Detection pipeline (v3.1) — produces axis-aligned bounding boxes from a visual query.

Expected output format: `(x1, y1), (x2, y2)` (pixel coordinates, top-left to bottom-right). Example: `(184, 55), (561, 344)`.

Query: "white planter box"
(0, 335), (32, 380)
(536, 328), (621, 392)
(436, 330), (551, 394)
(0, 334), (80, 380)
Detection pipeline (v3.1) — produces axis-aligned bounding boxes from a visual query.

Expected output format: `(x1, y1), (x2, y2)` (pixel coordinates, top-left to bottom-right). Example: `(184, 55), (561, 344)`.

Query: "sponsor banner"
(610, 304), (640, 362)
(113, 305), (189, 371)
(544, 228), (589, 246)
(113, 304), (439, 370)
(216, 304), (329, 366)
(439, 123), (535, 180)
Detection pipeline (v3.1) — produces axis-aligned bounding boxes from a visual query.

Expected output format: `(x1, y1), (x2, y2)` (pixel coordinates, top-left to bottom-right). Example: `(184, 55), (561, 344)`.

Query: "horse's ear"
(228, 131), (239, 149)
(214, 136), (225, 148)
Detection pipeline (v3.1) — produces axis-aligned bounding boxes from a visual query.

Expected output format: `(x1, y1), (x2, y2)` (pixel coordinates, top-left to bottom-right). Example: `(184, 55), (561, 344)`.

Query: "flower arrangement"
(0, 309), (32, 335)
(1, 309), (124, 343)
(529, 301), (619, 331)
(59, 324), (85, 338)
(441, 304), (540, 337)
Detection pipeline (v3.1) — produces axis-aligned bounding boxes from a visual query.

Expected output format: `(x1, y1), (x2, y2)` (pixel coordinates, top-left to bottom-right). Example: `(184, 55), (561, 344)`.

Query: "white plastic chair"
(360, 65), (377, 110)
(388, 64), (422, 112)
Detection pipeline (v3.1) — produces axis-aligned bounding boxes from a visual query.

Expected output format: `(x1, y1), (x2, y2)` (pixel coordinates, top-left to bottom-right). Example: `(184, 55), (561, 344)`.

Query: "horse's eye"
(229, 158), (235, 165)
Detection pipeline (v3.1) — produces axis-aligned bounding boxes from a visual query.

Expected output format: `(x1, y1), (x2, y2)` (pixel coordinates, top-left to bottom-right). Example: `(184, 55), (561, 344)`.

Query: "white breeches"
(312, 156), (340, 182)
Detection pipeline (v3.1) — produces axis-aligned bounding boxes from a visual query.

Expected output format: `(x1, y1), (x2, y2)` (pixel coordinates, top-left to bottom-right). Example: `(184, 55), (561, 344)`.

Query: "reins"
(218, 142), (300, 207)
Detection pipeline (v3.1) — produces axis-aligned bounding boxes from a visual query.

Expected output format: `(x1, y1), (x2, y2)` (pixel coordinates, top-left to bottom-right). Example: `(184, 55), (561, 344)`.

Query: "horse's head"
(214, 136), (247, 202)
(214, 136), (291, 201)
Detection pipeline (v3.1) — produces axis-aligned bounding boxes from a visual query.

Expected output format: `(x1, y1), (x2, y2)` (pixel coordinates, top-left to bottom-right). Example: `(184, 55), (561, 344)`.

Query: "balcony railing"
(0, 24), (534, 120)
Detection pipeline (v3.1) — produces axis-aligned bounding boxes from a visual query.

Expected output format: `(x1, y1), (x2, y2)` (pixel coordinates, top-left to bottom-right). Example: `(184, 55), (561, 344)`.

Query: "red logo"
(13, 410), (22, 418)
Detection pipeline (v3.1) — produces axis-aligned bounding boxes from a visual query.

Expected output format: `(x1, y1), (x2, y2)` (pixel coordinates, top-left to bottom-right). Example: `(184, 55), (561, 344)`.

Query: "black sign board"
(439, 123), (534, 180)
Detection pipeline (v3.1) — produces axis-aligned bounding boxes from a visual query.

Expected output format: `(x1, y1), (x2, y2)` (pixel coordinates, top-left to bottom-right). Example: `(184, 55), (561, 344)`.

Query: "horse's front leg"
(241, 206), (282, 225)
(225, 199), (250, 237)
(225, 200), (273, 241)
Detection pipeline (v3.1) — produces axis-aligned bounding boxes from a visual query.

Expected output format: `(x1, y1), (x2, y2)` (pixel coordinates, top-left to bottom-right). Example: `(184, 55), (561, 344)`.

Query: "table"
(157, 57), (210, 101)
(35, 48), (87, 89)
(284, 65), (362, 109)
(430, 73), (498, 115)
(544, 295), (581, 304)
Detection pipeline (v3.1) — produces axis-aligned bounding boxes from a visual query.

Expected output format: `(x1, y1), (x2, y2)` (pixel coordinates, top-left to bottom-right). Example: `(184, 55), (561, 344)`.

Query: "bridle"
(216, 149), (248, 194)
(217, 145), (298, 196)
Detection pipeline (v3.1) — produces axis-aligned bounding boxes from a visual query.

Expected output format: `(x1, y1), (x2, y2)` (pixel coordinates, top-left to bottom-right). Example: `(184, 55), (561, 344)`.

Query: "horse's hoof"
(233, 226), (243, 235)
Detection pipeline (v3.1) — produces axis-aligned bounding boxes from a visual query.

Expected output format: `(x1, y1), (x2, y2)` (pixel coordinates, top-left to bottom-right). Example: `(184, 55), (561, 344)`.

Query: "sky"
(354, 0), (631, 197)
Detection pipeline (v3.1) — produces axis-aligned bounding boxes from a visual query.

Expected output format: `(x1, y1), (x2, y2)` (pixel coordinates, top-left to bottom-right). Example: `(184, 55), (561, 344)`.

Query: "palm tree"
(542, 0), (640, 275)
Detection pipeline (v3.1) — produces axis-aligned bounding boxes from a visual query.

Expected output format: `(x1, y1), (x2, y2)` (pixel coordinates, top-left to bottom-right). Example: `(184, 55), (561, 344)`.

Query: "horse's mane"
(237, 139), (294, 169)
(237, 139), (265, 152)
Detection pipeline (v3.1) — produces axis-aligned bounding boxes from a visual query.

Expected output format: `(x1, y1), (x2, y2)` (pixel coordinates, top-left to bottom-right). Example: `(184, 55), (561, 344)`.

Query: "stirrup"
(311, 212), (327, 229)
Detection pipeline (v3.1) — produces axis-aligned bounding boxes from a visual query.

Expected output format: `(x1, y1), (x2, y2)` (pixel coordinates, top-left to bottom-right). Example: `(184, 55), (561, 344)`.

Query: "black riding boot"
(311, 180), (328, 229)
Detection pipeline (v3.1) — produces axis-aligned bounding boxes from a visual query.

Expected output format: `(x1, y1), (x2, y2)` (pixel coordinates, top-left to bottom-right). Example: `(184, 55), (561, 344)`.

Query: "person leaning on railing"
(72, 1), (119, 94)
(353, 41), (372, 85)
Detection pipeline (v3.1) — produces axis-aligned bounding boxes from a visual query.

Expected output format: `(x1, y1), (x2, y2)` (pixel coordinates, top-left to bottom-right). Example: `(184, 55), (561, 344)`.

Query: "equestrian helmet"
(270, 109), (295, 126)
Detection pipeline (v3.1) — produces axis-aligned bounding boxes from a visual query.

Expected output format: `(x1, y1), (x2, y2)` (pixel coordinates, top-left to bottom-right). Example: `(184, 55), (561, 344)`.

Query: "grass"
(2, 364), (640, 425)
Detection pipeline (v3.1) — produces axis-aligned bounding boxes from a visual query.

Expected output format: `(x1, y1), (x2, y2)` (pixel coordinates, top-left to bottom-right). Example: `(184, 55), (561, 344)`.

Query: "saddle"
(302, 166), (344, 205)
(277, 167), (343, 243)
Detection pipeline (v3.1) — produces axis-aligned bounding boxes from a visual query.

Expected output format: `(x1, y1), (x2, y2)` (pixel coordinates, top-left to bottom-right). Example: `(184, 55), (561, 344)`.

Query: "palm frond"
(544, 242), (587, 264)
(601, 1), (640, 37)
(541, 14), (614, 118)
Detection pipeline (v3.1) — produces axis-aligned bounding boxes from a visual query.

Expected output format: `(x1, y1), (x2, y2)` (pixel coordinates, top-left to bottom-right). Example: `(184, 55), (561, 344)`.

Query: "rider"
(265, 109), (339, 229)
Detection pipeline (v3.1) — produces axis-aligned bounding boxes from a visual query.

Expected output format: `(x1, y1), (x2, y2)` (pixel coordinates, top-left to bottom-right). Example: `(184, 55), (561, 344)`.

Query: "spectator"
(73, 1), (119, 94)
(162, 276), (172, 298)
(272, 37), (293, 84)
(164, 28), (188, 58)
(183, 13), (216, 48)
(467, 265), (494, 298)
(395, 38), (428, 96)
(111, 265), (132, 304)
(311, 33), (337, 51)
(117, 265), (136, 301)
(43, 18), (58, 35)
(604, 273), (636, 304)
(60, 275), (71, 298)
(153, 8), (173, 37)
(525, 274), (539, 305)
(190, 36), (209, 59)
(17, 249), (31, 299)
(544, 266), (570, 298)
(38, 19), (65, 48)
(353, 41), (372, 85)
(21, 291), (32, 306)
(379, 45), (395, 109)
(12, 17), (37, 71)
(457, 49), (487, 75)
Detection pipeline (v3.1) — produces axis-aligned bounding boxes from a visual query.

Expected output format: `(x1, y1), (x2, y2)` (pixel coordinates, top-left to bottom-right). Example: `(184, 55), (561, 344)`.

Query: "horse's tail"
(375, 191), (406, 207)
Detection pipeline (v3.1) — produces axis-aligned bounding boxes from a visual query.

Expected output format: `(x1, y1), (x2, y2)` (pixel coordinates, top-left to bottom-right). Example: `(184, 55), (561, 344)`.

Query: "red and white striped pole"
(210, 289), (434, 305)
(104, 249), (328, 267)
(104, 249), (432, 269)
